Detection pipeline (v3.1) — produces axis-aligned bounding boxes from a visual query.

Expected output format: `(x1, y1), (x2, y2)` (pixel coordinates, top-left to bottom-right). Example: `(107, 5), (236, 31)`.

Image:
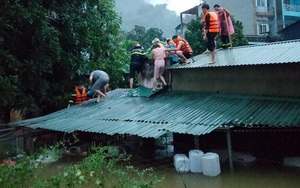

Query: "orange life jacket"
(175, 36), (193, 54)
(74, 86), (88, 104)
(167, 40), (178, 57)
(203, 12), (219, 33)
(167, 40), (175, 46)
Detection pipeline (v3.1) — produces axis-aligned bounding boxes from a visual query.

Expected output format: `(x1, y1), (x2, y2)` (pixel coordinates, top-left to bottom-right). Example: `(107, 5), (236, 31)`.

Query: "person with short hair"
(172, 35), (193, 65)
(129, 44), (148, 90)
(89, 70), (110, 103)
(201, 4), (220, 64)
(214, 4), (235, 49)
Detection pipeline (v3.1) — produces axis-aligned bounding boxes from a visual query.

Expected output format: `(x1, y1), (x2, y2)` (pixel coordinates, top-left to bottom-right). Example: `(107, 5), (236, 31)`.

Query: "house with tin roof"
(6, 40), (300, 169)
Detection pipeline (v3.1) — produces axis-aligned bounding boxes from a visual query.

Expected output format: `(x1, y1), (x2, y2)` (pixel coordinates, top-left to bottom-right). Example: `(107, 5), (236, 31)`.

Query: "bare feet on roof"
(182, 61), (190, 66)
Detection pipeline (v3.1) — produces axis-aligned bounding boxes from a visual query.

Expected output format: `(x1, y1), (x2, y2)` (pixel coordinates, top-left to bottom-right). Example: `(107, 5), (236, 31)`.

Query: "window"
(257, 24), (269, 34)
(256, 0), (267, 7)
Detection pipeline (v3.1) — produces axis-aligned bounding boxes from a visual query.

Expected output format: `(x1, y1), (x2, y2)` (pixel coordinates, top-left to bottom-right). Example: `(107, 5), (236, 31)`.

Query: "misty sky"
(115, 0), (202, 37)
(146, 0), (201, 15)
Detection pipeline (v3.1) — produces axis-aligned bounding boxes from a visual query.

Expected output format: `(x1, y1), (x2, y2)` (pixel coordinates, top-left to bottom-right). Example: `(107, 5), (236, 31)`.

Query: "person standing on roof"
(151, 43), (168, 92)
(89, 70), (110, 103)
(129, 44), (148, 90)
(172, 35), (193, 65)
(151, 38), (167, 58)
(152, 38), (165, 48)
(214, 4), (235, 49)
(202, 3), (220, 64)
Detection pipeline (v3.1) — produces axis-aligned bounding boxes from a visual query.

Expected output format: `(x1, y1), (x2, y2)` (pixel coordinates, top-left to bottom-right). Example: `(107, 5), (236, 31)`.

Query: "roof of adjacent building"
(168, 40), (300, 69)
(9, 89), (300, 138)
(279, 20), (300, 33)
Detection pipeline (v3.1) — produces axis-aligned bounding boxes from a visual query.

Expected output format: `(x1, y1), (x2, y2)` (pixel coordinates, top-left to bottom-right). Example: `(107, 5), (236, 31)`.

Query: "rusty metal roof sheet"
(168, 40), (300, 69)
(9, 89), (300, 138)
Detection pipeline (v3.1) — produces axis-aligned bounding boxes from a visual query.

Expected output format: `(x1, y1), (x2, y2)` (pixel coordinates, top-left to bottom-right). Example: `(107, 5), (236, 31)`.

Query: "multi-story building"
(278, 0), (300, 29)
(179, 0), (300, 42)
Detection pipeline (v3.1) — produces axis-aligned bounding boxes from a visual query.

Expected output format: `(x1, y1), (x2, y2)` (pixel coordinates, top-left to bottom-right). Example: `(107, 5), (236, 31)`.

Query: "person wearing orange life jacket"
(172, 35), (193, 65)
(166, 38), (179, 66)
(202, 3), (219, 64)
(68, 84), (89, 107)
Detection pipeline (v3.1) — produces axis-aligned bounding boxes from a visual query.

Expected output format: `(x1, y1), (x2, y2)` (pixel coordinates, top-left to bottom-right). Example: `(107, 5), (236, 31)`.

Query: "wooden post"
(223, 10), (233, 49)
(226, 129), (234, 171)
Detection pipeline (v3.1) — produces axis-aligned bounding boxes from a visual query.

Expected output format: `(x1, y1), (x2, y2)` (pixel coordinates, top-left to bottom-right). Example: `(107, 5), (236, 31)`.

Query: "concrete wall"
(171, 64), (300, 97)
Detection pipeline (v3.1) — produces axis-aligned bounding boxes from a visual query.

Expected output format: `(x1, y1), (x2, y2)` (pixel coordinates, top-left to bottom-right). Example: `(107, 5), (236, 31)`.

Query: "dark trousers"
(207, 32), (218, 51)
(221, 35), (230, 47)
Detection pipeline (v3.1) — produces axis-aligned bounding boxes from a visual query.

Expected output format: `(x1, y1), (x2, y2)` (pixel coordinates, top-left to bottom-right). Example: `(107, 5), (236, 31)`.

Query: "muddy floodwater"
(152, 162), (300, 188)
(128, 152), (300, 188)
(43, 156), (300, 188)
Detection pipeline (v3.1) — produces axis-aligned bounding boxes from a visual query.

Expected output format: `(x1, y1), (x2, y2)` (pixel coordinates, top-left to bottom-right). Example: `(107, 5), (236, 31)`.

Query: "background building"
(179, 0), (300, 42)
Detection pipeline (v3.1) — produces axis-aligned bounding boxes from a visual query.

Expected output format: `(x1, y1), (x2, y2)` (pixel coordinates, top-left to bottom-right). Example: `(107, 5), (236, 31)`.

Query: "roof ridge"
(233, 39), (300, 50)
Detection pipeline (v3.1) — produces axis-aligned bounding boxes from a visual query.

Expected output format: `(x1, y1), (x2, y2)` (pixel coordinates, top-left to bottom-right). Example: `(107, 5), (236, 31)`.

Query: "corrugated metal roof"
(168, 40), (300, 69)
(127, 85), (165, 97)
(9, 89), (300, 138)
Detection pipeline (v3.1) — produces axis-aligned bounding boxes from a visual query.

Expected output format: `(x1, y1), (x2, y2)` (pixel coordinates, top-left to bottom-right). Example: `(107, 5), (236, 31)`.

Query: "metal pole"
(194, 135), (199, 149)
(180, 13), (183, 36)
(226, 129), (234, 171)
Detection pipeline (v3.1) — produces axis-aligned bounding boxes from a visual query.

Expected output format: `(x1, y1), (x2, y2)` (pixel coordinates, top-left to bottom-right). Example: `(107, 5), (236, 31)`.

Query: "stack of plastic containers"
(173, 150), (221, 177)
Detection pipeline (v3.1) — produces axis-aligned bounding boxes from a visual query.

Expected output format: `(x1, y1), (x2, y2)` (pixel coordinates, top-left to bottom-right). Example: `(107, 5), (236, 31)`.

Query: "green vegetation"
(0, 144), (163, 188)
(0, 0), (122, 115)
(0, 0), (249, 116)
(185, 16), (248, 55)
(126, 25), (165, 50)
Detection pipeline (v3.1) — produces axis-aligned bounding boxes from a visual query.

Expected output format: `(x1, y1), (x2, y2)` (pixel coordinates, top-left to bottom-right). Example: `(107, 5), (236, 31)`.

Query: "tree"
(126, 25), (165, 50)
(0, 0), (122, 116)
(230, 16), (249, 47)
(184, 17), (206, 56)
(184, 15), (248, 56)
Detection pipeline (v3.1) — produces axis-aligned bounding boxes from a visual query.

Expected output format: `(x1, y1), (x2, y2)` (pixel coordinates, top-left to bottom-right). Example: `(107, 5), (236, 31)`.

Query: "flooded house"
(2, 40), (300, 171)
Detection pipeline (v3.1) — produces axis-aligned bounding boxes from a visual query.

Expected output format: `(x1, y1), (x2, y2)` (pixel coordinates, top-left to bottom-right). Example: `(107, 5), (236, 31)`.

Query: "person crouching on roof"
(172, 35), (193, 65)
(129, 44), (148, 90)
(89, 70), (110, 103)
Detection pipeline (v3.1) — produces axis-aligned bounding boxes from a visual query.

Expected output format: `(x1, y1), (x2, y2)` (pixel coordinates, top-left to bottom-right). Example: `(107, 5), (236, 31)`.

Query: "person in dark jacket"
(129, 44), (148, 90)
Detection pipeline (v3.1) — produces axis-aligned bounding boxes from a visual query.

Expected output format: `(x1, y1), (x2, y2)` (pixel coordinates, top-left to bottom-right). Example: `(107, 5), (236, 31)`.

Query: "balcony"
(256, 6), (275, 17)
(283, 4), (300, 12)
